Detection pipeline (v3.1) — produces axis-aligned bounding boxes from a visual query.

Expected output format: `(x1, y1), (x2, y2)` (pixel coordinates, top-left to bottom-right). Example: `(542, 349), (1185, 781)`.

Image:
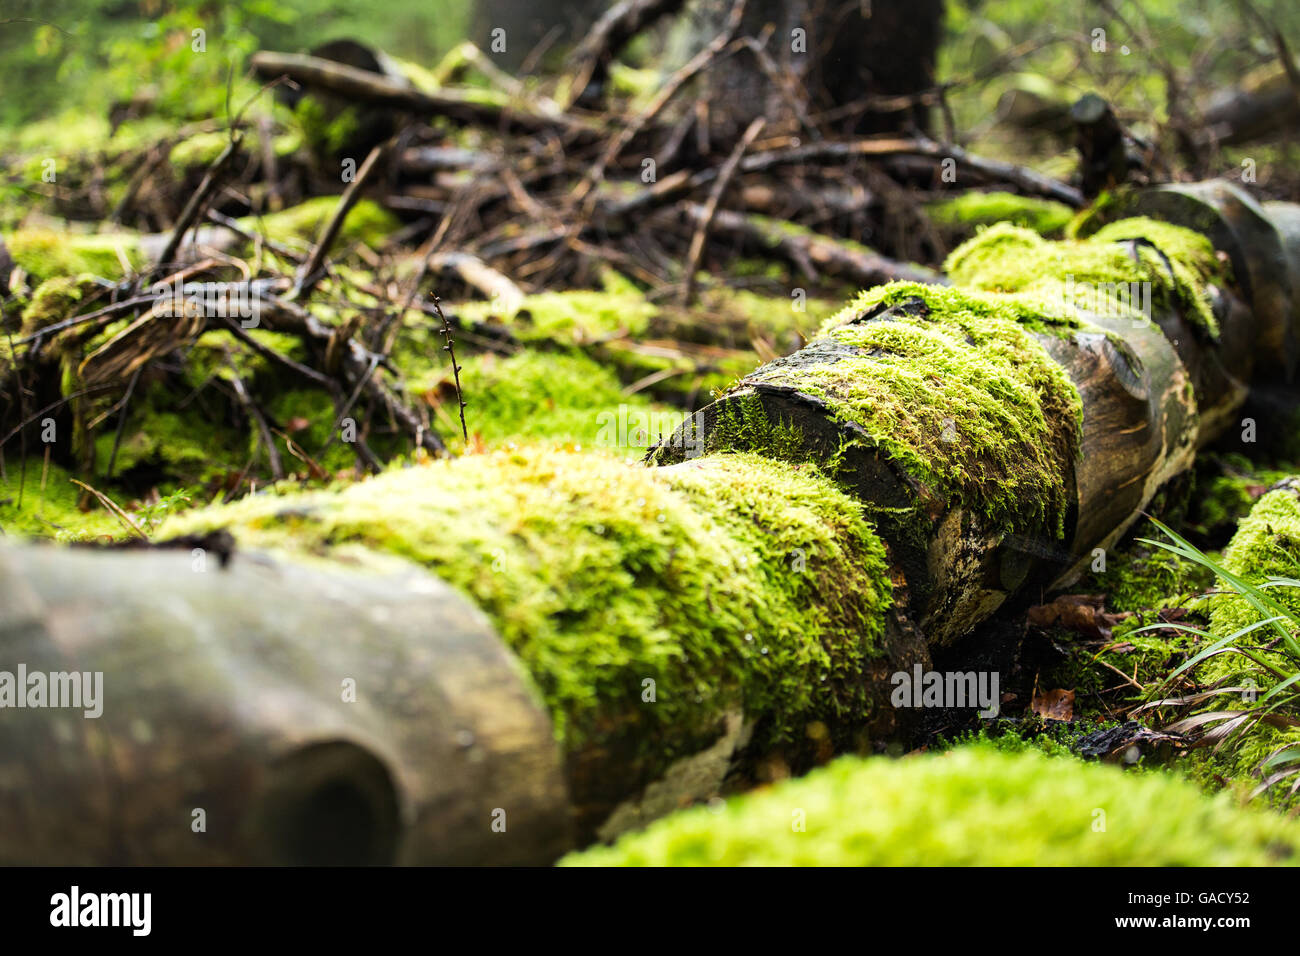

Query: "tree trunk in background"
(472, 0), (612, 71)
(471, 0), (945, 142)
(692, 0), (946, 147)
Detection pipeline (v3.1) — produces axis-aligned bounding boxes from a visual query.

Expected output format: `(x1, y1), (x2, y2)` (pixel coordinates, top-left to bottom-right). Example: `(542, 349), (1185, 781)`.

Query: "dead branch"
(680, 117), (766, 305)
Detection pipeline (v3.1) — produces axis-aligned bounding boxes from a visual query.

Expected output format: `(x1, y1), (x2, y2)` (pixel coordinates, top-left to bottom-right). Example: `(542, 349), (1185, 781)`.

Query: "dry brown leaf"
(1031, 687), (1075, 721)
(1026, 594), (1129, 640)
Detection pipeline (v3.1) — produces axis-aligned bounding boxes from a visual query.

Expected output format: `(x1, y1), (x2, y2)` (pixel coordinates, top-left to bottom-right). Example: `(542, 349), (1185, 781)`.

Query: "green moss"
(945, 218), (1226, 337)
(1189, 454), (1293, 540)
(164, 130), (300, 174)
(562, 745), (1300, 866)
(419, 350), (674, 451)
(92, 387), (243, 484)
(9, 113), (170, 159)
(1064, 187), (1136, 239)
(926, 191), (1073, 237)
(1090, 521), (1215, 615)
(709, 287), (836, 343)
(1210, 485), (1300, 640)
(161, 447), (893, 761)
(167, 131), (234, 171)
(1133, 487), (1300, 811)
(458, 289), (657, 345)
(235, 197), (400, 250)
(19, 275), (102, 347)
(822, 280), (1086, 338)
(0, 459), (123, 541)
(939, 718), (1122, 760)
(290, 94), (363, 159)
(733, 282), (1083, 538)
(707, 393), (821, 465)
(6, 230), (144, 283)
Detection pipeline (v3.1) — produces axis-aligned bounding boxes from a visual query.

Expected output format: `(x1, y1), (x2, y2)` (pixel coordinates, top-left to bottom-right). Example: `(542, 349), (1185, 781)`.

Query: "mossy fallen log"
(654, 184), (1300, 643)
(561, 745), (1300, 866)
(161, 448), (927, 842)
(0, 542), (571, 864)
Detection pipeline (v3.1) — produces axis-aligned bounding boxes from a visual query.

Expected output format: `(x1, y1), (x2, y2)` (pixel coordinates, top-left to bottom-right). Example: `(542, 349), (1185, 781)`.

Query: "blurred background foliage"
(0, 0), (1296, 168)
(0, 0), (470, 128)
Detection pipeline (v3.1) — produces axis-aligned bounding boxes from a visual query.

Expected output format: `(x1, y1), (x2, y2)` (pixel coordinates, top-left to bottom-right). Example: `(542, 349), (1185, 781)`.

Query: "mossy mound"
(0, 459), (123, 541)
(456, 288), (657, 344)
(6, 230), (144, 284)
(562, 745), (1300, 866)
(419, 350), (669, 451)
(1201, 483), (1300, 808)
(944, 217), (1226, 337)
(739, 282), (1083, 538)
(235, 197), (400, 250)
(926, 190), (1074, 238)
(1211, 482), (1300, 639)
(162, 447), (895, 758)
(19, 275), (105, 350)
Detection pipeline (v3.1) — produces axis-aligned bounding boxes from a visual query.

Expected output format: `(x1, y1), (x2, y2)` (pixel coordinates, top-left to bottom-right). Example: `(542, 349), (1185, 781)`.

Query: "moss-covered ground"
(926, 190), (1074, 239)
(562, 744), (1300, 866)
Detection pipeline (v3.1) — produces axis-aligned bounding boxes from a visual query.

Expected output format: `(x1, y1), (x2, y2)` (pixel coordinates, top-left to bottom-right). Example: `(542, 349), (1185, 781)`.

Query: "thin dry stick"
(429, 294), (469, 445)
(680, 116), (765, 305)
(291, 138), (391, 302)
(69, 478), (147, 540)
(226, 363), (285, 481)
(570, 0), (747, 207)
(157, 133), (242, 273)
(566, 0), (688, 106)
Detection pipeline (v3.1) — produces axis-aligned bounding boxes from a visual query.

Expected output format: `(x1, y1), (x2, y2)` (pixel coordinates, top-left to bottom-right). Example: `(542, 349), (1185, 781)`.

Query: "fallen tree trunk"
(0, 543), (571, 864)
(654, 183), (1300, 642)
(0, 450), (929, 857)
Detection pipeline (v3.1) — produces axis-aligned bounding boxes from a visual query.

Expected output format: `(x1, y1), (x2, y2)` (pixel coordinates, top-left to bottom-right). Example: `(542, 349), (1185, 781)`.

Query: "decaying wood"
(249, 51), (605, 143)
(1108, 181), (1297, 381)
(675, 204), (942, 288)
(156, 133), (243, 273)
(0, 544), (572, 864)
(291, 138), (392, 300)
(656, 184), (1299, 644)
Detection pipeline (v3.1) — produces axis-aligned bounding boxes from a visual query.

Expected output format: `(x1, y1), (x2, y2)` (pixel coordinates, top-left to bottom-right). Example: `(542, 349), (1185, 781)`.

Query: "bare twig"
(430, 294), (469, 445)
(156, 133), (243, 273)
(69, 478), (148, 540)
(566, 0), (689, 106)
(571, 0), (747, 206)
(680, 117), (765, 305)
(291, 138), (391, 301)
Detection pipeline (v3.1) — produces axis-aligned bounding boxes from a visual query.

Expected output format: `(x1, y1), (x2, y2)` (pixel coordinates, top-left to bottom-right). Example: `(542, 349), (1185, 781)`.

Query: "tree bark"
(0, 544), (571, 864)
(691, 0), (946, 147)
(655, 183), (1300, 642)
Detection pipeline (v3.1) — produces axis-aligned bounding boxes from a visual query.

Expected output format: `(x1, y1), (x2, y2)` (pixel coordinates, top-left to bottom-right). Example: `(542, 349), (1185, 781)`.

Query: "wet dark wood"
(0, 544), (572, 865)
